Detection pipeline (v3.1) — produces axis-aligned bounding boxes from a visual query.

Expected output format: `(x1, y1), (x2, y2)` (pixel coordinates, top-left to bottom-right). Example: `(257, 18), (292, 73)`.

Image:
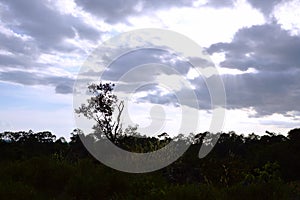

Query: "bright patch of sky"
(129, 0), (265, 47)
(273, 0), (300, 36)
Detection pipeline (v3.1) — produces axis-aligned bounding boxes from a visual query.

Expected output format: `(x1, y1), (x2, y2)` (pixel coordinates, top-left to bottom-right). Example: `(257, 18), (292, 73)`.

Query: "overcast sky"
(1, 0), (300, 138)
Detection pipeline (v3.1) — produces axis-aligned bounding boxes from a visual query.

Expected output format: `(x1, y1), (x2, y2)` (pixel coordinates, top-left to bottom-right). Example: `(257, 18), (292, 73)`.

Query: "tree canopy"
(75, 82), (124, 143)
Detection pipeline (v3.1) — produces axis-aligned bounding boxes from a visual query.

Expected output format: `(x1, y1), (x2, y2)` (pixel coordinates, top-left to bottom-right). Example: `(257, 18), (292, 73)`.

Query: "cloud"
(0, 0), (100, 50)
(222, 71), (300, 117)
(0, 0), (101, 92)
(135, 87), (180, 107)
(247, 0), (284, 16)
(0, 31), (37, 56)
(0, 0), (298, 134)
(204, 0), (293, 19)
(204, 0), (235, 8)
(207, 23), (300, 72)
(0, 0), (101, 70)
(0, 70), (74, 94)
(130, 64), (300, 118)
(208, 0), (290, 17)
(74, 0), (195, 24)
(55, 84), (74, 94)
(100, 49), (192, 82)
(206, 21), (300, 116)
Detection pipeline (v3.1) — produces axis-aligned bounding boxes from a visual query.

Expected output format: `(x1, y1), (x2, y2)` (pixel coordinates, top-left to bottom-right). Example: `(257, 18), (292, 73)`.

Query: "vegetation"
(75, 82), (124, 143)
(0, 129), (300, 199)
(1, 83), (300, 199)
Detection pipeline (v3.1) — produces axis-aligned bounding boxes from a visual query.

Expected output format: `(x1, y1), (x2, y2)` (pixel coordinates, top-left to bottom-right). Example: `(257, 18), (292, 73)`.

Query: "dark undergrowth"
(1, 128), (300, 199)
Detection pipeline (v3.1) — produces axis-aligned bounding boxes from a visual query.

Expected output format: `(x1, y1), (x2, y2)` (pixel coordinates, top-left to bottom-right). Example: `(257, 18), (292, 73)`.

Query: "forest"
(1, 82), (300, 199)
(0, 128), (300, 200)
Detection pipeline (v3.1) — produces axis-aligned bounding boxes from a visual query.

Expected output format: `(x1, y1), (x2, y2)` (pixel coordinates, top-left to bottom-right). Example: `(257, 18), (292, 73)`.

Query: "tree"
(288, 128), (300, 142)
(35, 131), (56, 143)
(75, 82), (124, 143)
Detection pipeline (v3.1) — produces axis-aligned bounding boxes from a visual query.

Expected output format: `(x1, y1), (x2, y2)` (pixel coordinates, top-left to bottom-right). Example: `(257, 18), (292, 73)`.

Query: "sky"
(1, 0), (300, 139)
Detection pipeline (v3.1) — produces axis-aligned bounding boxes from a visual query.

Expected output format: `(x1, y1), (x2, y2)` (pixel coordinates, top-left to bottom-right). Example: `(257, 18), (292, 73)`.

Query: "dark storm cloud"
(74, 0), (194, 24)
(0, 70), (74, 94)
(207, 23), (300, 72)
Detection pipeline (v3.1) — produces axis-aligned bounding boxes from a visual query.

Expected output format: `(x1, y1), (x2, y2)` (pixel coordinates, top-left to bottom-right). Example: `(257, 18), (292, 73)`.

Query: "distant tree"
(288, 128), (300, 142)
(55, 137), (67, 144)
(266, 130), (276, 137)
(69, 129), (82, 144)
(0, 131), (26, 142)
(0, 130), (55, 143)
(124, 124), (140, 137)
(245, 133), (260, 143)
(75, 82), (124, 143)
(158, 132), (169, 138)
(194, 132), (208, 144)
(35, 131), (56, 143)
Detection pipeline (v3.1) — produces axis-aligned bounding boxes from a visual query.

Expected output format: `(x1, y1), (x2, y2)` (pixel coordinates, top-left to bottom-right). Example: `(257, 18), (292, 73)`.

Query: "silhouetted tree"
(75, 82), (124, 143)
(288, 128), (300, 142)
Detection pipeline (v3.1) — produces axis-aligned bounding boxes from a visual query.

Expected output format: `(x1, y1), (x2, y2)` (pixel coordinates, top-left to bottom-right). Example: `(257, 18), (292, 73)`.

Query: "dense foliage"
(0, 128), (300, 199)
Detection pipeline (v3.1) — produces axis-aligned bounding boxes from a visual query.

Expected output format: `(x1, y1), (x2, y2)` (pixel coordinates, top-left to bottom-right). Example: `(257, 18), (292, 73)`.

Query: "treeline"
(0, 129), (300, 199)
